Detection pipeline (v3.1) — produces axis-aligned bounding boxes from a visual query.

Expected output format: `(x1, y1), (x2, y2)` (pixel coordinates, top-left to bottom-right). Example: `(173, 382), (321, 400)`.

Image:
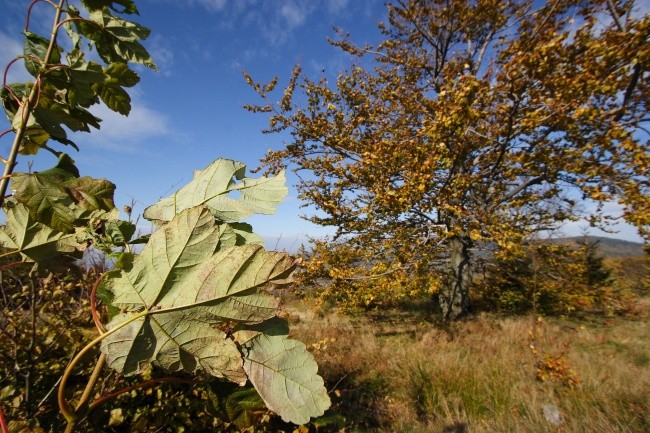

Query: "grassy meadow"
(1, 247), (647, 432)
(286, 296), (650, 433)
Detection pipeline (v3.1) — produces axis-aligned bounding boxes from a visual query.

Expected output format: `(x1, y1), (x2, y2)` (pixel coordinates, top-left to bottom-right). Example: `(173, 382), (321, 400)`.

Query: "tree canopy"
(246, 0), (649, 319)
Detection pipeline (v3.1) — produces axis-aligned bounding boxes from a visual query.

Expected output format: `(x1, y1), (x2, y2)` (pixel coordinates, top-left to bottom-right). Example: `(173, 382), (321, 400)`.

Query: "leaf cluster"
(298, 233), (442, 311)
(1, 0), (331, 429)
(1, 156), (331, 427)
(1, 0), (154, 158)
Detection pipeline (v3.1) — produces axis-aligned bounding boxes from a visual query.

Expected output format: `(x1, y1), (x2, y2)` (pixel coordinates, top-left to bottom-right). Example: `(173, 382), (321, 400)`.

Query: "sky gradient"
(0, 0), (644, 249)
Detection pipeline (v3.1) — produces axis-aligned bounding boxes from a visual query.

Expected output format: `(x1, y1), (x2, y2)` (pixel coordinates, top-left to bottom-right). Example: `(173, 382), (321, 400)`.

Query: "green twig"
(0, 0), (65, 208)
(58, 309), (149, 423)
(0, 251), (21, 261)
(60, 273), (110, 431)
(62, 353), (107, 433)
(90, 273), (107, 334)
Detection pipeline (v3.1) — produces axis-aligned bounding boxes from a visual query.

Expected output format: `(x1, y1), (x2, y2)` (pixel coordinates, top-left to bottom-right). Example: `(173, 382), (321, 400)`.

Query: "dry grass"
(286, 299), (650, 433)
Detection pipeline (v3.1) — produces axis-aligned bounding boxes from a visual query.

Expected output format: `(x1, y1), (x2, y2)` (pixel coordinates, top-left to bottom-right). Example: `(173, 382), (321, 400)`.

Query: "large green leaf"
(102, 312), (247, 384)
(206, 383), (268, 430)
(47, 60), (105, 109)
(1, 83), (29, 122)
(81, 0), (139, 14)
(104, 219), (136, 246)
(11, 162), (115, 233)
(100, 206), (296, 379)
(30, 82), (99, 148)
(11, 172), (76, 233)
(104, 62), (140, 87)
(143, 159), (288, 223)
(11, 105), (50, 154)
(218, 222), (264, 248)
(0, 203), (81, 263)
(242, 332), (331, 425)
(37, 153), (80, 182)
(92, 79), (131, 115)
(90, 62), (139, 115)
(24, 31), (61, 77)
(65, 177), (116, 211)
(74, 9), (155, 69)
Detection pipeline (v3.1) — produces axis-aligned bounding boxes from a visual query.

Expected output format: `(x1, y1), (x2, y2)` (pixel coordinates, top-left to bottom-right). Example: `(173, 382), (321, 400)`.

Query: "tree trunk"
(439, 236), (472, 320)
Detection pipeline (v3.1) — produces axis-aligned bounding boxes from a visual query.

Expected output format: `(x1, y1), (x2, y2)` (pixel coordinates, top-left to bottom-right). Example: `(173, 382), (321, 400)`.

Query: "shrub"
(473, 240), (635, 316)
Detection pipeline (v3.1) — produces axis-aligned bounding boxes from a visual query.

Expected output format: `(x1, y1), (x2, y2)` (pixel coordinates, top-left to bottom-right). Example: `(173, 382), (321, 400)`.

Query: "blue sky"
(0, 0), (644, 248)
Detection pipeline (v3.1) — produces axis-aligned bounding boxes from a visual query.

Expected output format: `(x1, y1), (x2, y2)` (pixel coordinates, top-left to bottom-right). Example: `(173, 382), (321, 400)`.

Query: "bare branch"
(606, 0), (625, 31)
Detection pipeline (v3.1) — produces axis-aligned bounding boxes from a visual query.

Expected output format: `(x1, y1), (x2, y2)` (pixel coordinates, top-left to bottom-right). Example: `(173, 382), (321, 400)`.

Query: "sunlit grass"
(288, 298), (650, 432)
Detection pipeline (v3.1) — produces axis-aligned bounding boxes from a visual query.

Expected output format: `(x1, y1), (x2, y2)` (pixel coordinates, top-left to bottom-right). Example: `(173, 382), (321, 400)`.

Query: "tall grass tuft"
(288, 299), (650, 432)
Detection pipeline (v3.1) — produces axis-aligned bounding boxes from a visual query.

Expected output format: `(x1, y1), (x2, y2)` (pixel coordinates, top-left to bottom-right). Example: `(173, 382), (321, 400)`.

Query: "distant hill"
(550, 236), (646, 258)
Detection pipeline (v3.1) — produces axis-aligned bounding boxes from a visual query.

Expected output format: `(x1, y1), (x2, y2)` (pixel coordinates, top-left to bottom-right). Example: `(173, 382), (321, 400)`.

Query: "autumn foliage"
(473, 239), (637, 315)
(247, 0), (649, 318)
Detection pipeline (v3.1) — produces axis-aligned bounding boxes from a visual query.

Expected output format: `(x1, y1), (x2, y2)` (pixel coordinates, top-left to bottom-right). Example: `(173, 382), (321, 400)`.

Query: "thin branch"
(615, 63), (642, 121)
(328, 369), (359, 393)
(606, 0), (625, 31)
(0, 261), (23, 272)
(475, 28), (496, 72)
(58, 309), (149, 422)
(0, 129), (14, 143)
(492, 176), (545, 209)
(90, 273), (107, 334)
(0, 0), (65, 207)
(73, 353), (106, 413)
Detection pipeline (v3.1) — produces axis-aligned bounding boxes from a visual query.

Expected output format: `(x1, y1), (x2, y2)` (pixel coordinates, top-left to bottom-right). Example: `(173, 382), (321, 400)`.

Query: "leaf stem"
(56, 17), (97, 33)
(0, 261), (23, 272)
(62, 275), (109, 432)
(58, 309), (149, 422)
(90, 273), (107, 333)
(0, 251), (20, 261)
(2, 58), (25, 103)
(0, 0), (65, 208)
(0, 406), (8, 433)
(75, 353), (106, 411)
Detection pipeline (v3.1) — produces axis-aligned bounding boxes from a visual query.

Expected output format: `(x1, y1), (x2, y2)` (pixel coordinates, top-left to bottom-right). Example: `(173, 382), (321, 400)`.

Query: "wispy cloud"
(326, 0), (350, 15)
(146, 34), (175, 76)
(72, 96), (175, 153)
(192, 0), (227, 13)
(0, 31), (30, 84)
(280, 1), (309, 27)
(234, 1), (317, 47)
(167, 0), (332, 48)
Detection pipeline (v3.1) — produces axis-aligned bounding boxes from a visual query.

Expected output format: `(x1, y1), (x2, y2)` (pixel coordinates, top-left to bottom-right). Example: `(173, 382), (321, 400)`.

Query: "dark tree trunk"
(439, 235), (472, 320)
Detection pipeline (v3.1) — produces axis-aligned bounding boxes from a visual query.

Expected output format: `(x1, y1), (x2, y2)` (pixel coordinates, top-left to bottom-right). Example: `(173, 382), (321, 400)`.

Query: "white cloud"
(72, 98), (174, 153)
(280, 2), (308, 27)
(147, 34), (175, 76)
(557, 200), (644, 243)
(192, 0), (227, 12)
(327, 0), (350, 14)
(0, 31), (30, 84)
